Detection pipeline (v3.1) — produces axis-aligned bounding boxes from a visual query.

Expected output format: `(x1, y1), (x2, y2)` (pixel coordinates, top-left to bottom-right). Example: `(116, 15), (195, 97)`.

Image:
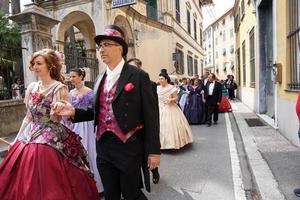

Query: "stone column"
(9, 3), (59, 87)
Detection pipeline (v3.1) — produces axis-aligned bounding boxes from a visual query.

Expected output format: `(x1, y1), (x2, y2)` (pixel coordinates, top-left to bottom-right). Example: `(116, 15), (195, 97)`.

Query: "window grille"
(249, 27), (255, 87)
(242, 41), (246, 86)
(287, 0), (300, 90)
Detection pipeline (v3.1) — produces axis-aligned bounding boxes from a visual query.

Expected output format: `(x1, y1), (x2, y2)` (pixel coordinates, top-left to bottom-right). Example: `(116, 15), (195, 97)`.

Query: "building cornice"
(38, 0), (92, 10)
(233, 0), (240, 14)
(123, 6), (173, 32)
(207, 7), (234, 28)
(191, 0), (203, 19)
(125, 6), (204, 56)
(173, 27), (205, 56)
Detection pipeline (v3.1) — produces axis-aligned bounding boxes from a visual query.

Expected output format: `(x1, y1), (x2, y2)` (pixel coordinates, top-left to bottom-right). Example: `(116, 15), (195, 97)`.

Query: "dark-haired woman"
(67, 68), (104, 193)
(157, 73), (193, 149)
(184, 78), (206, 124)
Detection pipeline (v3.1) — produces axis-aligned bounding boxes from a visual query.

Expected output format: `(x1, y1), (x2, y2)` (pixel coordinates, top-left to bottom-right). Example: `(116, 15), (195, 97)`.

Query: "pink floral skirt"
(0, 141), (99, 200)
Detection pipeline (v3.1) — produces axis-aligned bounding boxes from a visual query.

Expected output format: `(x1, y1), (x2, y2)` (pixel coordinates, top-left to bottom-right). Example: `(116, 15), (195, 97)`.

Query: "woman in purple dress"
(68, 68), (103, 193)
(184, 78), (206, 124)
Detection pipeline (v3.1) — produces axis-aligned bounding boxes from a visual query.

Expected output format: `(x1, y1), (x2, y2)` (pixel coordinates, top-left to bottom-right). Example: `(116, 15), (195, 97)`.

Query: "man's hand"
(148, 154), (160, 170)
(52, 100), (75, 117)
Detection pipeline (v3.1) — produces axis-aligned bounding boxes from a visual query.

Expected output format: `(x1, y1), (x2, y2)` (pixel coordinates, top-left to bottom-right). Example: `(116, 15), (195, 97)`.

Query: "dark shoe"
(152, 170), (160, 184)
(207, 123), (211, 127)
(294, 188), (300, 197)
(214, 121), (218, 124)
(99, 192), (105, 199)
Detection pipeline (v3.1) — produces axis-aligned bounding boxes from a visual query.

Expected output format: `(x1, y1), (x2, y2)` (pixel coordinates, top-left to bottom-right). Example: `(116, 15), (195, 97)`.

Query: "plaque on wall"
(112, 0), (136, 9)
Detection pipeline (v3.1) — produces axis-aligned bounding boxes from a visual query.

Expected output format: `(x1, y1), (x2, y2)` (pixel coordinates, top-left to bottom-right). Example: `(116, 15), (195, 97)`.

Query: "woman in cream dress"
(157, 72), (193, 149)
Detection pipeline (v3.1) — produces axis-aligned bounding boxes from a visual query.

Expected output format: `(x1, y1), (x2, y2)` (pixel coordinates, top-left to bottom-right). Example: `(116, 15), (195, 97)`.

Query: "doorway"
(258, 0), (275, 119)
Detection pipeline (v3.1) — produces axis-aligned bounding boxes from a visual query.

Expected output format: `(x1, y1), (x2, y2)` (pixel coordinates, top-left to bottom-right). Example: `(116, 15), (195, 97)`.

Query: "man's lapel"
(94, 70), (106, 106)
(113, 64), (133, 102)
(212, 81), (217, 95)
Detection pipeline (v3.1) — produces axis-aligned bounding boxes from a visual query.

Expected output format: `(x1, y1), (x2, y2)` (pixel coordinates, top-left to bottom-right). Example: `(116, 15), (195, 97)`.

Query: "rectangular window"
(175, 49), (184, 74)
(215, 37), (218, 45)
(241, 0), (245, 19)
(194, 59), (198, 75)
(230, 28), (234, 38)
(175, 0), (180, 23)
(234, 8), (241, 32)
(223, 31), (226, 41)
(236, 48), (240, 84)
(249, 27), (255, 87)
(187, 55), (193, 76)
(231, 61), (234, 71)
(216, 51), (218, 59)
(199, 28), (203, 46)
(187, 9), (191, 34)
(223, 62), (227, 72)
(200, 59), (204, 75)
(230, 45), (234, 54)
(223, 48), (226, 56)
(146, 0), (158, 20)
(242, 41), (246, 86)
(288, 0), (300, 90)
(194, 19), (197, 40)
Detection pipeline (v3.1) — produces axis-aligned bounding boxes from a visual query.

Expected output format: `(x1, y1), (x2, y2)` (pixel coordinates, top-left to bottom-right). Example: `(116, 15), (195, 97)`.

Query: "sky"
(202, 0), (235, 29)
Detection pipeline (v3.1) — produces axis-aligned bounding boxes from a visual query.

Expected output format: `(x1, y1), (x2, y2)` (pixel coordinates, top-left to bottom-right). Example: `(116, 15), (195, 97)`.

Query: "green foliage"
(0, 11), (22, 61)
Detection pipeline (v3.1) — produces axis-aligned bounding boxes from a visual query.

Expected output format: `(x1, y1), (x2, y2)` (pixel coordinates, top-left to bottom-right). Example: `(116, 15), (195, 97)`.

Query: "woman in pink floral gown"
(0, 49), (98, 200)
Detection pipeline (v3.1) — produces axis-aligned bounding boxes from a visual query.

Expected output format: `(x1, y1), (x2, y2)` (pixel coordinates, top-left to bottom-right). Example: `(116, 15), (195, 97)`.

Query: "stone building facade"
(18, 0), (212, 82)
(203, 8), (235, 80)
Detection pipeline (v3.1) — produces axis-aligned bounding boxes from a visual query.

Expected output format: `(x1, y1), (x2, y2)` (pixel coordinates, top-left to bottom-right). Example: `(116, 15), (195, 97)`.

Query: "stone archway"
(56, 11), (96, 51)
(55, 11), (98, 82)
(113, 15), (135, 59)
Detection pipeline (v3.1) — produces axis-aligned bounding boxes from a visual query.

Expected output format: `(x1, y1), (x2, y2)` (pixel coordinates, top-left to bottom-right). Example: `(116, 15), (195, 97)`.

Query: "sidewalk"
(231, 101), (300, 200)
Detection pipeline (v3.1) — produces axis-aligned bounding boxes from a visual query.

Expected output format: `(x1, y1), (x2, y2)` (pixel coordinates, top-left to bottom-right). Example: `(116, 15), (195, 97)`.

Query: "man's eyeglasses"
(96, 43), (120, 50)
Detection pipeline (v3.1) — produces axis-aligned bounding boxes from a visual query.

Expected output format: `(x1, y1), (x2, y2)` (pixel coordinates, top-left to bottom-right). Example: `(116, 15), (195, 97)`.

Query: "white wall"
(277, 98), (299, 147)
(240, 88), (256, 111)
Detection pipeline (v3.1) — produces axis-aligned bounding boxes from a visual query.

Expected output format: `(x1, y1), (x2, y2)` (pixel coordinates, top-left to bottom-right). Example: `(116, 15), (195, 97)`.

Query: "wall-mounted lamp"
(134, 29), (140, 41)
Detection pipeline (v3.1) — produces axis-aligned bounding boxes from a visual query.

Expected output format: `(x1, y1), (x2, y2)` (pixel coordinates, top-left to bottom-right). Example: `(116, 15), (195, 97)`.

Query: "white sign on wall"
(112, 0), (136, 9)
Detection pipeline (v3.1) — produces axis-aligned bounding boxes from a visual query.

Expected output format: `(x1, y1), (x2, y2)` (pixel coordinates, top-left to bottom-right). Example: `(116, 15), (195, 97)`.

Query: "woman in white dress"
(157, 72), (193, 149)
(67, 68), (103, 193)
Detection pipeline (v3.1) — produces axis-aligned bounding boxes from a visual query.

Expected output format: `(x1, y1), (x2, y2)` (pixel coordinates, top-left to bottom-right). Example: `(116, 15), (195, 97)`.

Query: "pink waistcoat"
(96, 77), (143, 142)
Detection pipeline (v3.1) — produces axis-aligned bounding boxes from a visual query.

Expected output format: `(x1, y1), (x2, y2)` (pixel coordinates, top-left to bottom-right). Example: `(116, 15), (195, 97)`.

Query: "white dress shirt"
(208, 81), (215, 95)
(204, 78), (208, 86)
(106, 58), (125, 91)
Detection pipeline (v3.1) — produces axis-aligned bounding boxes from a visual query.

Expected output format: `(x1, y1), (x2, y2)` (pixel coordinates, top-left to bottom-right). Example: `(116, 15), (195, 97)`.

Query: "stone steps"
(0, 133), (17, 158)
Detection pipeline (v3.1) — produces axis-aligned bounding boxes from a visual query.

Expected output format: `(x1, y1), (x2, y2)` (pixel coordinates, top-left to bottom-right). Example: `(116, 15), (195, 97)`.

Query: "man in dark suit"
(204, 73), (222, 127)
(127, 58), (160, 185)
(54, 25), (160, 200)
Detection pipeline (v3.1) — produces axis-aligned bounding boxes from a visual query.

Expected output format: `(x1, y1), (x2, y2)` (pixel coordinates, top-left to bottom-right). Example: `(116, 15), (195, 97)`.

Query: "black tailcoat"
(72, 63), (160, 192)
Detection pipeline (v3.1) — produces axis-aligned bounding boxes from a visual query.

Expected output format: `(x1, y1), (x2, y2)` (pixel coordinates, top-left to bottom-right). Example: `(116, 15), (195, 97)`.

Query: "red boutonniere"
(31, 91), (43, 104)
(124, 82), (135, 92)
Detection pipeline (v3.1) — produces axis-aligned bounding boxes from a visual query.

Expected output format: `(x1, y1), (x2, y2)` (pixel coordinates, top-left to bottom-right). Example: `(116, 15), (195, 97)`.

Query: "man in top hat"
(54, 25), (160, 200)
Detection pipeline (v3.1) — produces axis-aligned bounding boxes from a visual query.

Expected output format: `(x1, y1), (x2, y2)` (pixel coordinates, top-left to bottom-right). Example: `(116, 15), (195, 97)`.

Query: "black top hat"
(94, 25), (128, 56)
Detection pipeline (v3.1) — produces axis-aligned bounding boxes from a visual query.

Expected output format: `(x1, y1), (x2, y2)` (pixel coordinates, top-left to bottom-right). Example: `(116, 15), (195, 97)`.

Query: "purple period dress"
(68, 90), (103, 193)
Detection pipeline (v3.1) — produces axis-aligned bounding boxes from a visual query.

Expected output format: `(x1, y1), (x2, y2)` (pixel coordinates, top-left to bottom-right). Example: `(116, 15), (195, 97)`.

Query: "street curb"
(231, 103), (285, 200)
